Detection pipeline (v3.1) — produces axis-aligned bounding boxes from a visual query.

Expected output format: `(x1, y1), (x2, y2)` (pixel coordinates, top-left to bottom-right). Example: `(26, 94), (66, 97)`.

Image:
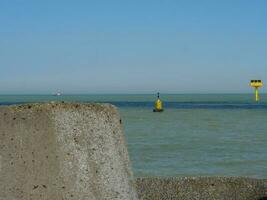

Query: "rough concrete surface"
(136, 177), (267, 200)
(0, 103), (138, 200)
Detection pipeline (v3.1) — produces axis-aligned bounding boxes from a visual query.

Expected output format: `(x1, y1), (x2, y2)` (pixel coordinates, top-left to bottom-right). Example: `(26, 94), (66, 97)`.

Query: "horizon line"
(0, 93), (265, 96)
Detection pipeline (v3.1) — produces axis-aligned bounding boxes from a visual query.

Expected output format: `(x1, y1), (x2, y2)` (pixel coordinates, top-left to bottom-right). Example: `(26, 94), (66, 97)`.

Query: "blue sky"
(0, 0), (267, 94)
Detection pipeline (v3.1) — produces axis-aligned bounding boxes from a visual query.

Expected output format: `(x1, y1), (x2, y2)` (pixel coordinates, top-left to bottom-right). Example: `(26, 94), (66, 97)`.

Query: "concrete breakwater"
(0, 102), (267, 200)
(0, 103), (138, 200)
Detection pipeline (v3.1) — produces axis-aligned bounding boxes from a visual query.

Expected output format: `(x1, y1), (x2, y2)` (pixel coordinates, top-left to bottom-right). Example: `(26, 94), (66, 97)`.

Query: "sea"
(0, 94), (266, 178)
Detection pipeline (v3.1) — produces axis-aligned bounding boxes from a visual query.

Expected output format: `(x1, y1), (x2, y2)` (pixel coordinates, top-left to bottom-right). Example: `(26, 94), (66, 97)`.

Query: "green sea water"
(0, 94), (266, 178)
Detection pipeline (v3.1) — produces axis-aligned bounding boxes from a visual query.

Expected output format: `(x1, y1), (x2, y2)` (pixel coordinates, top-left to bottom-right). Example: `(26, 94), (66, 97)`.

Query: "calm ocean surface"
(0, 94), (266, 178)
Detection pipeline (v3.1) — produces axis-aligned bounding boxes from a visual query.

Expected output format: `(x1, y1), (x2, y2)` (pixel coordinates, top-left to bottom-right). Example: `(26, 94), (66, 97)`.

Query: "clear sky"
(0, 0), (267, 94)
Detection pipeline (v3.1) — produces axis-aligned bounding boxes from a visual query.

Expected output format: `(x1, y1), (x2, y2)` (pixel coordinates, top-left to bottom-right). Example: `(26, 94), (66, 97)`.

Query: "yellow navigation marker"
(250, 80), (263, 102)
(153, 93), (164, 112)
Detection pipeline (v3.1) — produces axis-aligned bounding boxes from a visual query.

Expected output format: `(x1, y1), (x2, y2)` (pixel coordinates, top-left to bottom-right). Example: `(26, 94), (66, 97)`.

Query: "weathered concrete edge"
(0, 102), (118, 112)
(0, 102), (138, 200)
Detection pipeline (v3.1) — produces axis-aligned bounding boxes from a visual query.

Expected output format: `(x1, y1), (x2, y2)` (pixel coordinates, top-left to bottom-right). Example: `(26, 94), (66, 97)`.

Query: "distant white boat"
(53, 91), (61, 96)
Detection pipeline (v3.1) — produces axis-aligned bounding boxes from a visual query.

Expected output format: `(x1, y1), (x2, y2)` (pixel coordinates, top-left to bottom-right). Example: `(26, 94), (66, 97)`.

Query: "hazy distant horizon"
(1, 1), (267, 94)
(0, 92), (266, 96)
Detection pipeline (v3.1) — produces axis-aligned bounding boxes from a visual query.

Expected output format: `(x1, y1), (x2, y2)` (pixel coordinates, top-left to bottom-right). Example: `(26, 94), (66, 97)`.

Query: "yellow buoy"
(153, 93), (164, 112)
(250, 80), (263, 102)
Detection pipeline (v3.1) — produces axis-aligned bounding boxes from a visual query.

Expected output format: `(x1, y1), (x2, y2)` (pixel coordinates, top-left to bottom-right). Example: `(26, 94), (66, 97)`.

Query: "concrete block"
(0, 103), (138, 200)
